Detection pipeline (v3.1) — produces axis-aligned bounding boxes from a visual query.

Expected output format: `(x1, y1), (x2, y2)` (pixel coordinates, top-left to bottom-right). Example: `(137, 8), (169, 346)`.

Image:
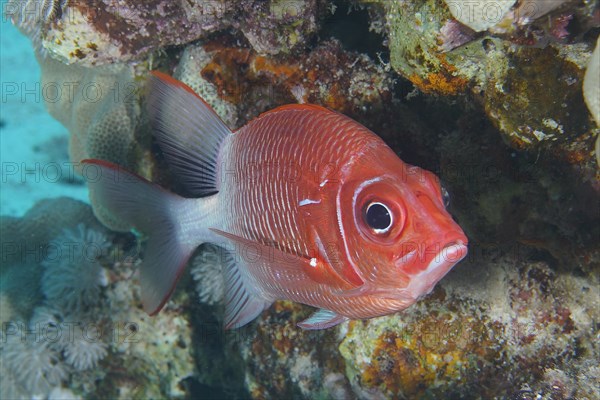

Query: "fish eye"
(364, 202), (393, 233)
(441, 186), (450, 207)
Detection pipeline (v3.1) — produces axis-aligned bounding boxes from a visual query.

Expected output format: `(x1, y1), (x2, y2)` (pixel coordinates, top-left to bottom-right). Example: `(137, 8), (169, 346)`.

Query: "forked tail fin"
(82, 159), (202, 315)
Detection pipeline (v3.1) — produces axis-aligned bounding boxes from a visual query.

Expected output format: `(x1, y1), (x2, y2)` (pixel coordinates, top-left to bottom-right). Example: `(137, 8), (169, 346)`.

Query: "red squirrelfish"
(84, 72), (468, 330)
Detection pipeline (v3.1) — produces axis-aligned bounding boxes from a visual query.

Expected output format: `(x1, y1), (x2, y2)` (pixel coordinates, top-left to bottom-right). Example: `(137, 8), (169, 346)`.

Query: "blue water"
(0, 14), (87, 216)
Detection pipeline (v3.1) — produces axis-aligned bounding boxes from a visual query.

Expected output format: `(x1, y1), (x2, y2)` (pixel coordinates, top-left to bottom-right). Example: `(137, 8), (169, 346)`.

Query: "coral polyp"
(41, 224), (109, 314)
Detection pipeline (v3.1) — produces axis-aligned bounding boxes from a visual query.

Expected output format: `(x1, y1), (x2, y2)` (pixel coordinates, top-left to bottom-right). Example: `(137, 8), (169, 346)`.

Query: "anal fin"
(221, 248), (272, 329)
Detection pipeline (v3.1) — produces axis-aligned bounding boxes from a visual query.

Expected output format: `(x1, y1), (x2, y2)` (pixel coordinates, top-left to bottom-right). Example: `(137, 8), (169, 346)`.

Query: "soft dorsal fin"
(147, 71), (232, 196)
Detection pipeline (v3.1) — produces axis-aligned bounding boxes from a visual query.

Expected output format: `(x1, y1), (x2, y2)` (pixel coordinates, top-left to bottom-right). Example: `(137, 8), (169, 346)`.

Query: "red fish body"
(85, 72), (468, 329)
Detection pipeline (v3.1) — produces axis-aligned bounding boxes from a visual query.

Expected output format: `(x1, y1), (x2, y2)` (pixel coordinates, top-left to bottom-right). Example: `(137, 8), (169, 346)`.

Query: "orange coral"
(409, 71), (468, 95)
(198, 38), (392, 119)
(409, 55), (468, 95)
(251, 55), (301, 83)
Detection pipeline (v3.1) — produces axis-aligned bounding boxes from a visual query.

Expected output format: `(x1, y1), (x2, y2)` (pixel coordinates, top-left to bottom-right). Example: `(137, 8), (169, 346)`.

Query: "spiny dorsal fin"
(147, 71), (232, 196)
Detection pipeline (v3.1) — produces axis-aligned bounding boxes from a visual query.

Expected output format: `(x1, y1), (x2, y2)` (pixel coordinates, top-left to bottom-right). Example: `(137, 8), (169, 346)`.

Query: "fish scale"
(84, 71), (468, 330)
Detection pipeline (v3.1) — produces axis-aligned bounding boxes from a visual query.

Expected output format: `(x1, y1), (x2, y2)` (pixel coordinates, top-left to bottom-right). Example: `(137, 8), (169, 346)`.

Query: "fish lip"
(404, 240), (468, 300)
(429, 240), (468, 273)
(438, 241), (468, 264)
(394, 238), (468, 269)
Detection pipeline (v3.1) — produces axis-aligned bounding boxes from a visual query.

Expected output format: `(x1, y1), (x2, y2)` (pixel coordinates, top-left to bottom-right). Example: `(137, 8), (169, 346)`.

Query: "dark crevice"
(319, 0), (388, 61)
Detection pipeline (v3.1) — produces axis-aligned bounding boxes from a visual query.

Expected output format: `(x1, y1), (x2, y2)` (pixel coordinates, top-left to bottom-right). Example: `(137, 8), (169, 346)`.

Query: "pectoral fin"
(334, 283), (415, 304)
(308, 225), (363, 286)
(209, 228), (349, 287)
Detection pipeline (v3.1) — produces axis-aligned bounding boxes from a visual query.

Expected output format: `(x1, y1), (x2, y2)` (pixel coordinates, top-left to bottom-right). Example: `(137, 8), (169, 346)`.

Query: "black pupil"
(366, 203), (391, 231)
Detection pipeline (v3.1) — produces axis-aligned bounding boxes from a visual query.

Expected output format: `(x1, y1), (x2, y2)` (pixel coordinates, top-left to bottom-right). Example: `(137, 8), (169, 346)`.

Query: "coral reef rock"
(217, 254), (598, 399)
(236, 0), (325, 55)
(236, 301), (351, 399)
(174, 43), (240, 128)
(8, 0), (326, 65)
(189, 37), (393, 126)
(339, 256), (599, 399)
(8, 0), (235, 65)
(362, 0), (599, 166)
(483, 44), (592, 153)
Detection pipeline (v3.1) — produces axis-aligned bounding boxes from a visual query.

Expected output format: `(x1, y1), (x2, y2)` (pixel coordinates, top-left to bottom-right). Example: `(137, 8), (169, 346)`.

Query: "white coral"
(0, 334), (67, 397)
(190, 244), (226, 305)
(41, 224), (109, 313)
(62, 323), (108, 371)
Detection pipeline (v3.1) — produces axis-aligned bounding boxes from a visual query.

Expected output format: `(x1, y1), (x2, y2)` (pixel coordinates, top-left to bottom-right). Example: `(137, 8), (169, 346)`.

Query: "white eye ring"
(365, 202), (393, 234)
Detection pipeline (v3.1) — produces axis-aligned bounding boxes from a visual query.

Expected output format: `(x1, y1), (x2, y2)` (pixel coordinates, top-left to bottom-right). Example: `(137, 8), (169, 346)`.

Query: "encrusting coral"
(37, 57), (150, 231)
(38, 57), (144, 169)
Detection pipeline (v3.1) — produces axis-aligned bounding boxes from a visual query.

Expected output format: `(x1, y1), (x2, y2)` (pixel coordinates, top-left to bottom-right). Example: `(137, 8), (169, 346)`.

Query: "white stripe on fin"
(297, 309), (348, 330)
(147, 71), (232, 196)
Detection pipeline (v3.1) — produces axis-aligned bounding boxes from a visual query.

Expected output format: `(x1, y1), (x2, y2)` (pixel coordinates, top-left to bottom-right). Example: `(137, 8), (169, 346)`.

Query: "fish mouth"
(405, 240), (468, 300)
(334, 241), (468, 304)
(438, 241), (468, 265)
